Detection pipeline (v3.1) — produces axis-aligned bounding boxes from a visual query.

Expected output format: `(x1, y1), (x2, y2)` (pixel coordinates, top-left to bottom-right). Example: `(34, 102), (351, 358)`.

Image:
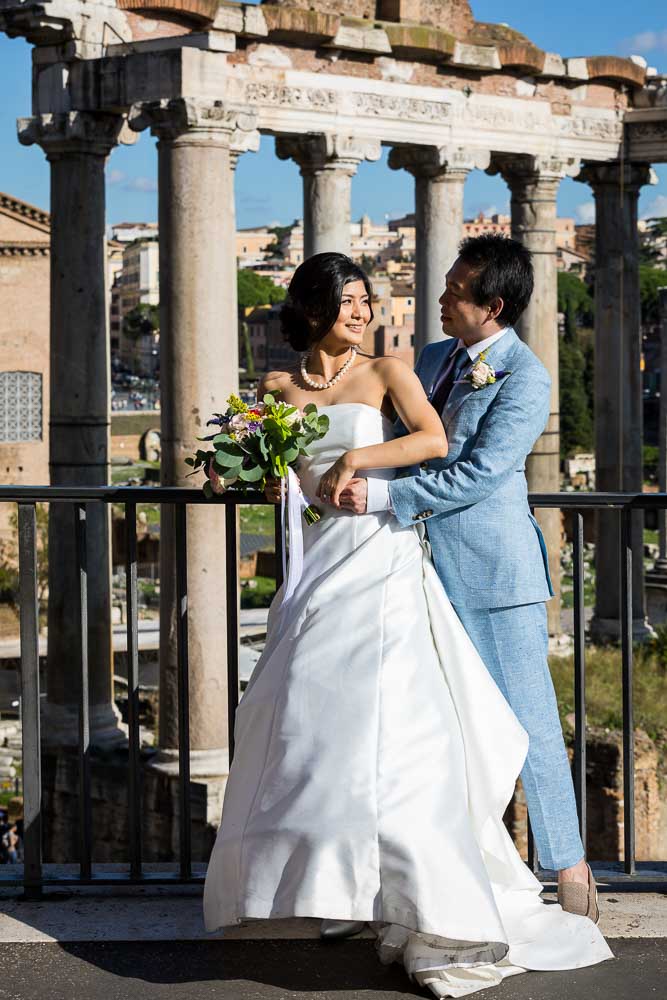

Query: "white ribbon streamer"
(279, 467), (312, 605)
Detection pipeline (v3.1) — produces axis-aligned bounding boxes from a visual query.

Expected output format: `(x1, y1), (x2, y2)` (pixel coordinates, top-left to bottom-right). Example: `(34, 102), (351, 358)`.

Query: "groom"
(341, 233), (597, 924)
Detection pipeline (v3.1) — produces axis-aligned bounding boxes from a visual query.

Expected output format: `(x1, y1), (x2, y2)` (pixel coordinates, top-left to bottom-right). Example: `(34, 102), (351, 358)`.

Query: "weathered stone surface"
(262, 4), (340, 44)
(587, 56), (646, 88)
(382, 21), (456, 61)
(117, 0), (218, 24)
(327, 22), (392, 55)
(496, 41), (546, 75)
(451, 41), (500, 71)
(379, 0), (474, 37)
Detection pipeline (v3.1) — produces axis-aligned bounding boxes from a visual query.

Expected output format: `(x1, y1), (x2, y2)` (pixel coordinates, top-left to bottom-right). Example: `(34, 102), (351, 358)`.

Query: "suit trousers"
(452, 601), (585, 871)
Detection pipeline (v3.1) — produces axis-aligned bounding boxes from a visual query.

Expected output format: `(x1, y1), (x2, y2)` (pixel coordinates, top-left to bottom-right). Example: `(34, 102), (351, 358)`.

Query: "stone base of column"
(649, 559), (667, 577)
(589, 616), (656, 644)
(147, 746), (230, 779)
(41, 700), (129, 749)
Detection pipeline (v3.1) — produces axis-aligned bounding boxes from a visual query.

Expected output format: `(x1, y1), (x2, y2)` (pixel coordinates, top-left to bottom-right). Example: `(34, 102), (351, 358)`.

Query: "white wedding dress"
(203, 403), (612, 996)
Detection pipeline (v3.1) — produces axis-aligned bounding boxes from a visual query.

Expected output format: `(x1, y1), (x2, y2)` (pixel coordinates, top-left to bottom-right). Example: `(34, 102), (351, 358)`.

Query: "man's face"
(439, 258), (498, 342)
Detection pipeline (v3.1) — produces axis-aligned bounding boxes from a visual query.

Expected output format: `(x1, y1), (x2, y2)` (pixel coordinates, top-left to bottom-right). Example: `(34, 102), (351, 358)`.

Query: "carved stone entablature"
(128, 98), (259, 147)
(0, 0), (131, 57)
(625, 108), (667, 164)
(388, 144), (490, 179)
(17, 111), (126, 158)
(275, 133), (381, 175)
(0, 243), (50, 257)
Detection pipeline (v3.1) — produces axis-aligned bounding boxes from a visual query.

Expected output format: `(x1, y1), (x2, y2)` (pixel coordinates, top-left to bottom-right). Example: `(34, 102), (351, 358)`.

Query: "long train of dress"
(203, 403), (612, 997)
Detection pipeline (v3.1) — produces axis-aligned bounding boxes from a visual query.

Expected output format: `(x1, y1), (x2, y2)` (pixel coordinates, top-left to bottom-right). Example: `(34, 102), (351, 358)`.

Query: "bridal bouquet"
(186, 392), (329, 524)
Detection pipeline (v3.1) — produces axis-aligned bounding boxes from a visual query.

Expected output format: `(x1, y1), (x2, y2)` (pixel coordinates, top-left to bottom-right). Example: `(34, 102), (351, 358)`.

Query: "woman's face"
(322, 280), (372, 348)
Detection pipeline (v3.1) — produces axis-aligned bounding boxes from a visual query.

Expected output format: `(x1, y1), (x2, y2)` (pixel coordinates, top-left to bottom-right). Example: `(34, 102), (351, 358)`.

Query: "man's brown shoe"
(557, 863), (600, 924)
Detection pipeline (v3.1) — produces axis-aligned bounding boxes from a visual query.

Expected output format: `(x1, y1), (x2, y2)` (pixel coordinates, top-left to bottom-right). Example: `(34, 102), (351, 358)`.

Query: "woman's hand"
(264, 477), (283, 504)
(317, 453), (357, 508)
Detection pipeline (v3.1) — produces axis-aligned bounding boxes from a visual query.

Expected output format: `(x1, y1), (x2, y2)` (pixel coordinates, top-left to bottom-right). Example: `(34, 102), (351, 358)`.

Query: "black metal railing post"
(572, 511), (587, 845)
(174, 504), (192, 879)
(74, 502), (93, 880)
(620, 507), (636, 875)
(17, 503), (42, 899)
(125, 501), (142, 878)
(225, 505), (240, 764)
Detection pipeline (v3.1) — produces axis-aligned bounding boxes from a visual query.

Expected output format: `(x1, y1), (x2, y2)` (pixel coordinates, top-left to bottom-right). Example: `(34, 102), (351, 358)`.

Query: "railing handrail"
(1, 485), (667, 508)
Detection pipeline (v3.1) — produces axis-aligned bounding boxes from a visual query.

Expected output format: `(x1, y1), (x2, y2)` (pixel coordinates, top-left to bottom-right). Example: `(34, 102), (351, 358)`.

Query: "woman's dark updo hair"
(280, 252), (374, 352)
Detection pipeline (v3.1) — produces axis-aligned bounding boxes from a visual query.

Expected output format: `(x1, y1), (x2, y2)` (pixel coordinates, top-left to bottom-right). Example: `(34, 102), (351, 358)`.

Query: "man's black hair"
(457, 234), (534, 328)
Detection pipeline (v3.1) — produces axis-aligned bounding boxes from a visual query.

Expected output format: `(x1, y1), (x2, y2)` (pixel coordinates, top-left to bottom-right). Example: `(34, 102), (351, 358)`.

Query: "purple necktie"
(430, 346), (468, 415)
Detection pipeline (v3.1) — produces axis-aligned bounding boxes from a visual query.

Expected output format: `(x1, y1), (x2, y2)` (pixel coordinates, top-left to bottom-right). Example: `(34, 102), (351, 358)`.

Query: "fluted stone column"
(129, 99), (259, 777)
(389, 146), (490, 352)
(578, 162), (654, 641)
(18, 111), (126, 747)
(276, 134), (381, 258)
(491, 154), (579, 638)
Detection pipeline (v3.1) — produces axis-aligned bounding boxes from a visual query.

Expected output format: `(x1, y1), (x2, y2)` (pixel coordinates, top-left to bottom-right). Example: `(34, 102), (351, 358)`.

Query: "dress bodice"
(297, 402), (396, 503)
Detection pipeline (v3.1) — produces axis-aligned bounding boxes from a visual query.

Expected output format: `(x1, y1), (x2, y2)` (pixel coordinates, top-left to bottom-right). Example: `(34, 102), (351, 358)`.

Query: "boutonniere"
(457, 351), (510, 390)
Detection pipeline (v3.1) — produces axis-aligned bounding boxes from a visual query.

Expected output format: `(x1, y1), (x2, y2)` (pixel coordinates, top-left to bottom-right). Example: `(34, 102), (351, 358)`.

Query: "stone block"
(247, 44), (293, 68)
(327, 24), (392, 55)
(586, 56), (646, 88)
(542, 52), (566, 77)
(566, 57), (590, 81)
(262, 5), (340, 44)
(451, 41), (501, 71)
(212, 2), (244, 33)
(243, 5), (269, 37)
(383, 22), (456, 61)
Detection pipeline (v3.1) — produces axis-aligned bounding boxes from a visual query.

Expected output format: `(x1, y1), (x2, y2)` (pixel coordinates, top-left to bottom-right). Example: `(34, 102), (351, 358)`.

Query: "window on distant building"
(393, 335), (399, 347)
(410, 334), (414, 346)
(0, 371), (43, 442)
(407, 298), (412, 306)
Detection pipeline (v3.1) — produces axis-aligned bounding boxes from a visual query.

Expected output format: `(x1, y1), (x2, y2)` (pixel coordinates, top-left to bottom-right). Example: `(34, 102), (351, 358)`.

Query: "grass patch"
(550, 639), (667, 741)
(240, 504), (276, 537)
(241, 576), (276, 610)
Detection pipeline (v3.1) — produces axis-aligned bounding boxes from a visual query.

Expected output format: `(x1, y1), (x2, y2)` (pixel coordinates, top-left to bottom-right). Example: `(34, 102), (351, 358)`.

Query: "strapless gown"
(203, 403), (612, 997)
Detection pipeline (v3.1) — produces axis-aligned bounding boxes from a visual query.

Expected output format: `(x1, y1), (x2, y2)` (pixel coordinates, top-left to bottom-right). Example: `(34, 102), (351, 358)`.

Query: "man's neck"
(460, 325), (506, 348)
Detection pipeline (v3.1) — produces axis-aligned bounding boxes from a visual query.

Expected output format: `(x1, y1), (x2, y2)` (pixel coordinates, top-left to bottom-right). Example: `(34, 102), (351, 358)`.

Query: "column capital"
(577, 160), (654, 194)
(489, 153), (581, 190)
(275, 133), (381, 176)
(128, 98), (258, 149)
(17, 111), (125, 158)
(230, 126), (261, 170)
(388, 145), (490, 179)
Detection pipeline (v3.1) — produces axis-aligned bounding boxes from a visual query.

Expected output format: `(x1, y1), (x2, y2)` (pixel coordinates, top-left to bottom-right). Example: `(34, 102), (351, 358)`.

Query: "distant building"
(118, 238), (160, 376)
(0, 192), (50, 534)
(236, 227), (277, 267)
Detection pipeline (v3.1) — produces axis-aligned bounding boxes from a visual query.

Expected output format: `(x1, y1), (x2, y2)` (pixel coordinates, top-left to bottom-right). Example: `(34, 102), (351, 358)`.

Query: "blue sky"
(0, 0), (666, 229)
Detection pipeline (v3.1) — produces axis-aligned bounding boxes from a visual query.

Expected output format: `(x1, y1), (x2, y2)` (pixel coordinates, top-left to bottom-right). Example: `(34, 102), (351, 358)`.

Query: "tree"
(557, 272), (594, 458)
(557, 272), (594, 331)
(639, 265), (667, 324)
(237, 269), (286, 310)
(122, 303), (159, 340)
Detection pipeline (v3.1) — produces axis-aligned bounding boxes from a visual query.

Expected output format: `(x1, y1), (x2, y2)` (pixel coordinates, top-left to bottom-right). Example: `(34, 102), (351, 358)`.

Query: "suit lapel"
(424, 339), (459, 399)
(443, 329), (519, 424)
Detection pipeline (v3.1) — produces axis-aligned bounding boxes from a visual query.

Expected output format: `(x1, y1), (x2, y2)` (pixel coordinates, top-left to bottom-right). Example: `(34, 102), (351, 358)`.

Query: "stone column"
(655, 288), (667, 574)
(230, 129), (260, 366)
(129, 99), (259, 778)
(491, 154), (579, 639)
(388, 146), (490, 352)
(276, 134), (381, 258)
(18, 111), (126, 747)
(578, 162), (654, 642)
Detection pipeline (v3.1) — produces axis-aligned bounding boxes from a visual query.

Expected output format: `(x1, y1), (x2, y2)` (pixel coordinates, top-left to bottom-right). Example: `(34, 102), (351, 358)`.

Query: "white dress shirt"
(365, 328), (510, 514)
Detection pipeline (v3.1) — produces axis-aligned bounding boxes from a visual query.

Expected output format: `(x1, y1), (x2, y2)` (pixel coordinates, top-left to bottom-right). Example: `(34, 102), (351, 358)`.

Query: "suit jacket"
(388, 328), (554, 610)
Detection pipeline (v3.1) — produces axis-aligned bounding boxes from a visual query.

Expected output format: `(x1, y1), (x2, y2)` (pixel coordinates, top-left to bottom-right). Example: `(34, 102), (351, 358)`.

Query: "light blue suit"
(389, 329), (584, 870)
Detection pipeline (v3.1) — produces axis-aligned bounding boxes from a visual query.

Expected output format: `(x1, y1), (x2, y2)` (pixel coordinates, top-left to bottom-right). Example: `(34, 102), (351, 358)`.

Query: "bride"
(203, 252), (612, 996)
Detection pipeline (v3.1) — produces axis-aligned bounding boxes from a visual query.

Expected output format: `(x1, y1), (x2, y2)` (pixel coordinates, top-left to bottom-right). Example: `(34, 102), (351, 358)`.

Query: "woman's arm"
(317, 358), (447, 507)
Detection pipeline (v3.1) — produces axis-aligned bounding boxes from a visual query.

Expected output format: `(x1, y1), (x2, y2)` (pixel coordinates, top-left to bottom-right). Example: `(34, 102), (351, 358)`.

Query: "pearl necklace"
(300, 346), (358, 390)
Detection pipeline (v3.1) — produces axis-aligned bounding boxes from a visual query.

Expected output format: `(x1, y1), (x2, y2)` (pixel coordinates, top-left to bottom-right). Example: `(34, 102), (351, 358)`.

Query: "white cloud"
(575, 201), (595, 224)
(641, 193), (667, 220)
(622, 29), (667, 54)
(106, 169), (125, 185)
(123, 176), (157, 193)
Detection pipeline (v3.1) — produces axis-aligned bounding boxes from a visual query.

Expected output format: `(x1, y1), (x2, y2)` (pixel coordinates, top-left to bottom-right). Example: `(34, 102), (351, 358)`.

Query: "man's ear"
(486, 297), (504, 323)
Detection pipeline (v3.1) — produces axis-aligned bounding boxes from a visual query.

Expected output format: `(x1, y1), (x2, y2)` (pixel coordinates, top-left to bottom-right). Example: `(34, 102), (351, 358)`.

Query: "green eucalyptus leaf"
(202, 481), (214, 499)
(238, 464), (264, 482)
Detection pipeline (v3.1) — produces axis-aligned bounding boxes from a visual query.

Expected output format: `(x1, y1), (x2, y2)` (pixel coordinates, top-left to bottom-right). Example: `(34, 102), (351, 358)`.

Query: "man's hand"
(338, 478), (368, 515)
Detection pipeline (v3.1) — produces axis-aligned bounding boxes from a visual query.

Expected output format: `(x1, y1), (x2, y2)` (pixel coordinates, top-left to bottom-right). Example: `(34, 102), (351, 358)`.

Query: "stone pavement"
(0, 892), (664, 1000)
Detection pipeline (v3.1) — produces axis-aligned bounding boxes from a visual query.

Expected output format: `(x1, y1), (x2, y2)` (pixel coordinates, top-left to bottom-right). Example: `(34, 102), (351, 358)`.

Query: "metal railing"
(0, 485), (666, 897)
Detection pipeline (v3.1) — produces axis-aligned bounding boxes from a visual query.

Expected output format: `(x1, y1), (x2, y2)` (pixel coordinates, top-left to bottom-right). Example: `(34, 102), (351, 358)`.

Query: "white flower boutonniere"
(460, 350), (511, 390)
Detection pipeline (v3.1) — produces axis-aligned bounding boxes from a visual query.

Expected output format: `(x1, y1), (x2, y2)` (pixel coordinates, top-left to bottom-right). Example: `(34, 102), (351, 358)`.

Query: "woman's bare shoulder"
(257, 369), (297, 396)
